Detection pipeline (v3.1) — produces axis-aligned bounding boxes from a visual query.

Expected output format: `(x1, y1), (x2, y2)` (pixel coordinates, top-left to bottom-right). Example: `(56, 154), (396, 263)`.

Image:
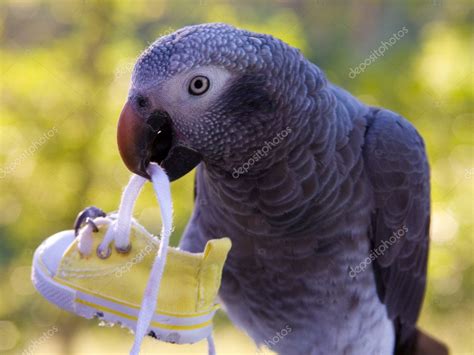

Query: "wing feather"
(363, 108), (430, 350)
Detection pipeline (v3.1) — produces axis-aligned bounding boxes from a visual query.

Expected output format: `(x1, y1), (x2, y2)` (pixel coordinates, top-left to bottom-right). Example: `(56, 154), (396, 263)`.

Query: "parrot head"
(117, 23), (313, 180)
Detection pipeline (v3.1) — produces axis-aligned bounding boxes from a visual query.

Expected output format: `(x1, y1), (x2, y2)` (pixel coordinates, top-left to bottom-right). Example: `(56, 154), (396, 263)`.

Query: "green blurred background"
(0, 0), (472, 354)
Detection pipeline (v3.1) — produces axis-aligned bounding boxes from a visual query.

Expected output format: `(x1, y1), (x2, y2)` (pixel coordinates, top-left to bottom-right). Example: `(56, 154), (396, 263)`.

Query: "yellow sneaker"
(31, 163), (231, 354)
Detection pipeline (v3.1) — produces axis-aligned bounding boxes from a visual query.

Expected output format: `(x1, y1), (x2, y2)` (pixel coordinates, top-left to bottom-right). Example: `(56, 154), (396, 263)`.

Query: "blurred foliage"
(0, 0), (472, 354)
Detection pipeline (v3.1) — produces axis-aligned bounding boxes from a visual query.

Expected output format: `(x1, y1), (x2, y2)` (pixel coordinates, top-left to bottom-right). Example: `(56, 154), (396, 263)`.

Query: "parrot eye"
(136, 95), (149, 109)
(188, 76), (210, 95)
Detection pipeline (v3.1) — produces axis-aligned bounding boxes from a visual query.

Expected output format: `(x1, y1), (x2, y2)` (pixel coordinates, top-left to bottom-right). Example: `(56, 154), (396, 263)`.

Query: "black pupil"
(194, 79), (203, 89)
(137, 97), (147, 108)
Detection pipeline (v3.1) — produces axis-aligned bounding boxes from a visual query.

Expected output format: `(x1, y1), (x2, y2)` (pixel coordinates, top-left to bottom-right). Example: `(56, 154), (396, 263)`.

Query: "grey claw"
(74, 206), (106, 236)
(85, 217), (99, 233)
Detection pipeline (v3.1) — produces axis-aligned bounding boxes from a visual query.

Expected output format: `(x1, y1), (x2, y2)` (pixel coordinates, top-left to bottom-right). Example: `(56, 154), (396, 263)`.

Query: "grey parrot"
(81, 23), (449, 355)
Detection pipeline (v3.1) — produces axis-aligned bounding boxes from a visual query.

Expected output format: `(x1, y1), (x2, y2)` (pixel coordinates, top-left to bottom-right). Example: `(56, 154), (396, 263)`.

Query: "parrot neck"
(198, 83), (370, 243)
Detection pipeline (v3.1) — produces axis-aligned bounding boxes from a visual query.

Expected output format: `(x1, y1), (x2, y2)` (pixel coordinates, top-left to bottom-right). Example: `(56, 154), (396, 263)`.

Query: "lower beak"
(117, 100), (202, 180)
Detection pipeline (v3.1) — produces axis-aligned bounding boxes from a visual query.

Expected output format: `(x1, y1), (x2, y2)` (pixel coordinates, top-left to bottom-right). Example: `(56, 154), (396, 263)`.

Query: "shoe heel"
(197, 238), (231, 311)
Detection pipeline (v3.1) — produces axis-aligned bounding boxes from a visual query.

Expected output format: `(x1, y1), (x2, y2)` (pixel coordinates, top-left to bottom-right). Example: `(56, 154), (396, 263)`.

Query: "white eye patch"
(158, 66), (234, 117)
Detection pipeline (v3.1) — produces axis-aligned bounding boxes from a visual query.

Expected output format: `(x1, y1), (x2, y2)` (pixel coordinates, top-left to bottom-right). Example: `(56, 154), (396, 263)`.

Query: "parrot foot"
(74, 206), (106, 236)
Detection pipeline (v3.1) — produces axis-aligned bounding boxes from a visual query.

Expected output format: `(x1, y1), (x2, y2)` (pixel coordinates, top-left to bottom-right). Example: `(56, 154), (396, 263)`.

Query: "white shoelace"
(77, 162), (216, 355)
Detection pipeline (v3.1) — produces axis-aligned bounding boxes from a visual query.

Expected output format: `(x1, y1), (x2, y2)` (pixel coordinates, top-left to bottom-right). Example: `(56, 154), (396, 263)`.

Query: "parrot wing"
(363, 108), (430, 352)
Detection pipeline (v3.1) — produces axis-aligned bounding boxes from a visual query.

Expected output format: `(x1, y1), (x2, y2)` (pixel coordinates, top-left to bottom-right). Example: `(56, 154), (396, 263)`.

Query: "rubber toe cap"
(35, 230), (75, 276)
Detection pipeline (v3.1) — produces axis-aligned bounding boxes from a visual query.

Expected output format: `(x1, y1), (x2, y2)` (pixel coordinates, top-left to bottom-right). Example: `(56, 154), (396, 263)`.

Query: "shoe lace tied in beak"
(77, 163), (216, 355)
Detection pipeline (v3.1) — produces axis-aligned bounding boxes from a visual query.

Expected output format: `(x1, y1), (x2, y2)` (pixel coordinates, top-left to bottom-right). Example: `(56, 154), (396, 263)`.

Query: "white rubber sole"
(32, 244), (215, 344)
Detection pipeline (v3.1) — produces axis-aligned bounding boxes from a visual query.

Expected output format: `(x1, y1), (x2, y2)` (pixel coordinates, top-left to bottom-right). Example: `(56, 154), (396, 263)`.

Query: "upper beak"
(117, 100), (202, 181)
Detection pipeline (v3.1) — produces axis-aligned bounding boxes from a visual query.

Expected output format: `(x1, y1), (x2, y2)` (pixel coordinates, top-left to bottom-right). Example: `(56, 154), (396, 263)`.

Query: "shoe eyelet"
(115, 243), (132, 255)
(97, 245), (112, 259)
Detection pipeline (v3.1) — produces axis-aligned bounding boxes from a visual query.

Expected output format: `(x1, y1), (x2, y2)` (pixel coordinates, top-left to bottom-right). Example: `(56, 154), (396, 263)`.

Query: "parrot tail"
(396, 327), (449, 355)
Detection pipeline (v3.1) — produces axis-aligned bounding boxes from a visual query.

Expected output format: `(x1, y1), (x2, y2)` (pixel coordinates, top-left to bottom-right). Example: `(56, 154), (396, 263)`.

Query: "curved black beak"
(117, 100), (202, 180)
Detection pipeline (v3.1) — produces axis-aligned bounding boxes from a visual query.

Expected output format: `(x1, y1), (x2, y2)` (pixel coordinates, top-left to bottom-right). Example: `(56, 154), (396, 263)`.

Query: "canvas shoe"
(32, 223), (231, 344)
(31, 163), (231, 354)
